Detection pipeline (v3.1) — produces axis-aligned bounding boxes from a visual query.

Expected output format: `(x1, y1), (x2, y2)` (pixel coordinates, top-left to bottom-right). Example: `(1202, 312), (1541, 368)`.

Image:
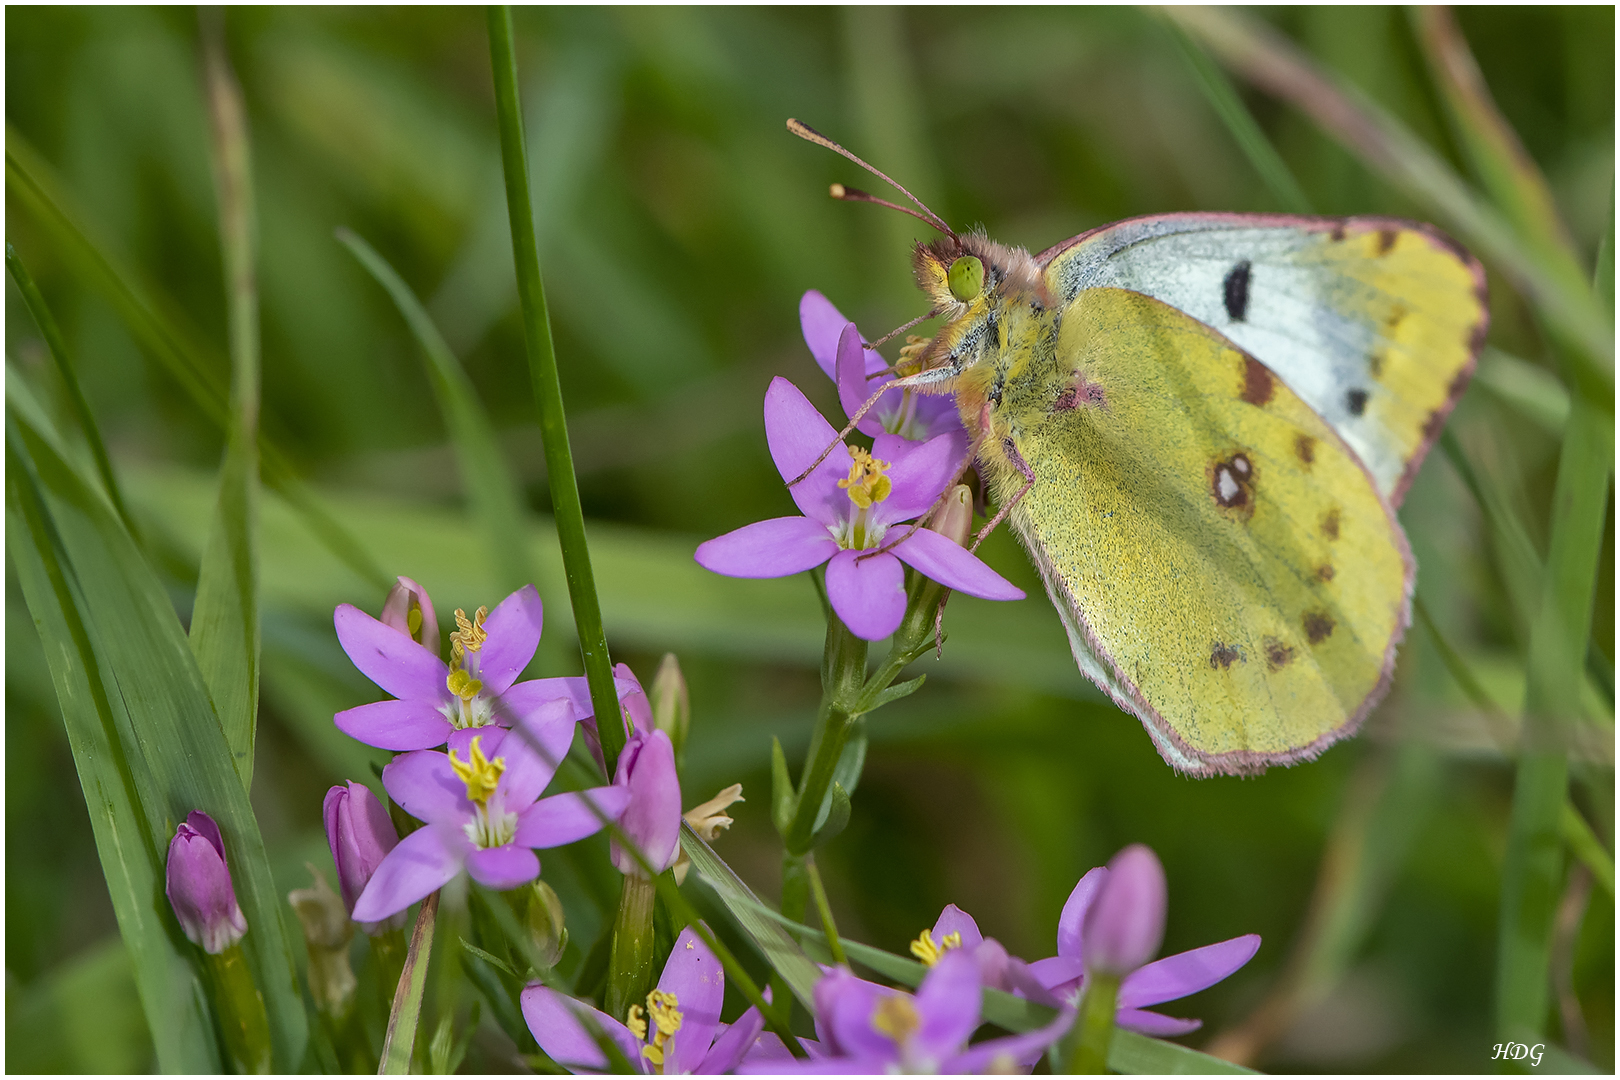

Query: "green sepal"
(770, 737), (795, 837)
(808, 782), (852, 850)
(861, 673), (925, 712)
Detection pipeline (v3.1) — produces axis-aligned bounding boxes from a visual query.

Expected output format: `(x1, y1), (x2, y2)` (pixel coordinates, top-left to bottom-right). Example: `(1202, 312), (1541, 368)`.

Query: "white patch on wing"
(1216, 468), (1240, 503)
(1050, 220), (1405, 497)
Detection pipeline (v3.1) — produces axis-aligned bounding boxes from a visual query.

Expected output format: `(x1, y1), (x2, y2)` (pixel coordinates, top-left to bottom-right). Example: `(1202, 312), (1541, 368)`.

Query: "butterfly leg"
(968, 437), (1034, 554)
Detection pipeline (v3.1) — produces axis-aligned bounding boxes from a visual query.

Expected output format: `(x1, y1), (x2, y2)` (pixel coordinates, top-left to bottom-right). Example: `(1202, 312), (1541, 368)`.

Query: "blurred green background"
(6, 6), (1612, 1073)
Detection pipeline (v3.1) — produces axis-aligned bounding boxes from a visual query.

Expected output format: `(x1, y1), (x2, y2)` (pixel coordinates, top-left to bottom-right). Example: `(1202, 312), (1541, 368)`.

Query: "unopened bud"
(323, 782), (406, 935)
(649, 653), (690, 761)
(289, 866), (357, 1016)
(1081, 844), (1166, 978)
(165, 811), (248, 954)
(929, 484), (974, 549)
(520, 880), (569, 969)
(380, 576), (440, 656)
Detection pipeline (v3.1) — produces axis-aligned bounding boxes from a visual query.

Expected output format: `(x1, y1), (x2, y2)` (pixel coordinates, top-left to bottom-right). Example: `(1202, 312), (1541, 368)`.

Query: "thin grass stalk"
(380, 892), (438, 1074)
(5, 138), (391, 592)
(486, 5), (624, 774)
(5, 243), (133, 534)
(1162, 18), (1314, 216)
(195, 13), (262, 787)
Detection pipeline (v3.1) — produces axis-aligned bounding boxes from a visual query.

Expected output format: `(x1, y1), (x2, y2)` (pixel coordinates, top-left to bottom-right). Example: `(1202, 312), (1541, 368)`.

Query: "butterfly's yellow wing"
(974, 286), (1413, 775)
(1039, 214), (1487, 504)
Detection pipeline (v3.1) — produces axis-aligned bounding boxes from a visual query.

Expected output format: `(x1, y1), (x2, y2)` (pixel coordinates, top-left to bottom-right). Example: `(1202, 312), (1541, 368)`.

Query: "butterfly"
(791, 120), (1487, 776)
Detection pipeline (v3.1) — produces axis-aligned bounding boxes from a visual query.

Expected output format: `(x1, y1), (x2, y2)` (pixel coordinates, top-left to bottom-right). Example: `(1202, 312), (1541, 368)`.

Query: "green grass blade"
(6, 391), (308, 1069)
(679, 827), (823, 1009)
(380, 893), (438, 1074)
(488, 6), (622, 771)
(1497, 389), (1614, 1042)
(5, 129), (390, 593)
(1412, 8), (1582, 271)
(5, 242), (134, 535)
(1167, 7), (1613, 388)
(1476, 348), (1572, 438)
(1561, 803), (1615, 898)
(189, 24), (262, 788)
(336, 228), (534, 595)
(1163, 18), (1314, 216)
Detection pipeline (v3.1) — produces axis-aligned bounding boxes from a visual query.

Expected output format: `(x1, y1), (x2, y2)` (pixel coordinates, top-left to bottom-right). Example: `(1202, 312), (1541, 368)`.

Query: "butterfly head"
(912, 233), (1046, 370)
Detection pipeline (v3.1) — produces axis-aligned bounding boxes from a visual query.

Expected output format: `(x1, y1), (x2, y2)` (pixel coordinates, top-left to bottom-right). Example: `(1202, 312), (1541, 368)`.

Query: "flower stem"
(371, 927), (409, 1025)
(204, 943), (272, 1074)
(486, 5), (624, 776)
(805, 854), (847, 967)
(605, 872), (659, 1023)
(1069, 972), (1120, 1074)
(784, 616), (867, 854)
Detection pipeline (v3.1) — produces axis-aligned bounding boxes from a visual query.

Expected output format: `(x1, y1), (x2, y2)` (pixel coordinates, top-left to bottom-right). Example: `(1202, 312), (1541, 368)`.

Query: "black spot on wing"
(1209, 643), (1241, 669)
(1264, 637), (1295, 670)
(1303, 611), (1336, 645)
(1345, 388), (1369, 416)
(1223, 261), (1252, 322)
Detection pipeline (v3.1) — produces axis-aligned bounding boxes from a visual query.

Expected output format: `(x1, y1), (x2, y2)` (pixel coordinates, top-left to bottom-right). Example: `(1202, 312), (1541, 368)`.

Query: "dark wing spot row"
(1223, 260), (1252, 322)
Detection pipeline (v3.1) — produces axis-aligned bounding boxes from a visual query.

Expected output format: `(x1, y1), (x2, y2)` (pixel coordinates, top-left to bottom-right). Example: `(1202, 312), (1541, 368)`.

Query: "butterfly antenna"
(868, 307), (939, 351)
(788, 118), (955, 239)
(830, 184), (940, 231)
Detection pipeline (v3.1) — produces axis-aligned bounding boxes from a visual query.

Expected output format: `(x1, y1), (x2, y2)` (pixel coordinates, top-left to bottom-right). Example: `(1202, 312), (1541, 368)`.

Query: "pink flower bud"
(929, 484), (974, 549)
(380, 576), (439, 656)
(323, 782), (405, 934)
(610, 730), (682, 878)
(1080, 844), (1166, 978)
(165, 811), (248, 954)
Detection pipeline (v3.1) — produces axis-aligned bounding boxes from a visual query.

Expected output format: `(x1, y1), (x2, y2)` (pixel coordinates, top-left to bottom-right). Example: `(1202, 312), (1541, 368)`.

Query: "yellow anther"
(637, 990), (682, 1071)
(625, 1004), (648, 1041)
(447, 668), (483, 702)
(896, 334), (933, 376)
(407, 606), (423, 637)
(447, 736), (505, 806)
(871, 994), (921, 1043)
(838, 447), (893, 509)
(909, 928), (962, 967)
(450, 605), (489, 655)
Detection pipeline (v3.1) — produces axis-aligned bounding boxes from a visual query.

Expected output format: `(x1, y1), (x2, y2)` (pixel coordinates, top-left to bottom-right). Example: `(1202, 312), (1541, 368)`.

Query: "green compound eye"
(947, 255), (984, 302)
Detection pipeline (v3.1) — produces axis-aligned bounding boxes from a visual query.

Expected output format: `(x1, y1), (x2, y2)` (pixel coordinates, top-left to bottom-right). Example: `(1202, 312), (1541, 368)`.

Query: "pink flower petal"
(350, 824), (467, 924)
(912, 950), (982, 1064)
(874, 431), (962, 524)
(932, 904), (984, 950)
(335, 699), (453, 752)
(1118, 935), (1261, 1009)
(465, 844), (540, 890)
(825, 549), (906, 641)
(381, 750), (470, 824)
(658, 926), (725, 1074)
(611, 730), (683, 875)
(800, 290), (851, 380)
(335, 603), (451, 703)
(764, 377), (853, 525)
(696, 517), (840, 578)
(514, 787), (631, 848)
(521, 985), (640, 1072)
(494, 699), (578, 808)
(474, 585), (543, 696)
(835, 322), (895, 438)
(1057, 867), (1108, 960)
(1082, 845), (1166, 977)
(891, 528), (1024, 600)
(1115, 1008), (1202, 1037)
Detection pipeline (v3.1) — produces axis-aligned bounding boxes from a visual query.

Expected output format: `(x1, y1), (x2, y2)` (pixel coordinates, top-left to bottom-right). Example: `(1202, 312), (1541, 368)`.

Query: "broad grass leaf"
(6, 383), (307, 1070)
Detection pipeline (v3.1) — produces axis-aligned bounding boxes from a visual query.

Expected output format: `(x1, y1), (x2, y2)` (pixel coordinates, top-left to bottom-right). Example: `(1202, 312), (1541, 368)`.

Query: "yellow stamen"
(909, 927), (962, 967)
(407, 605), (423, 637)
(871, 994), (920, 1043)
(450, 605), (489, 655)
(640, 990), (682, 1071)
(838, 447), (892, 510)
(447, 668), (483, 702)
(896, 334), (932, 376)
(625, 1004), (648, 1041)
(447, 736), (505, 806)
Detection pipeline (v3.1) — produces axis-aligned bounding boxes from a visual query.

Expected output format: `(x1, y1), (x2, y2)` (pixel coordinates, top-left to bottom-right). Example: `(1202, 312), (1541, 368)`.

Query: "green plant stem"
(380, 893), (438, 1075)
(1069, 970), (1120, 1074)
(371, 927), (408, 1025)
(804, 855), (847, 966)
(1561, 803), (1615, 898)
(1496, 386), (1613, 1046)
(4, 243), (132, 534)
(785, 617), (868, 854)
(205, 943), (272, 1074)
(486, 5), (623, 775)
(604, 872), (658, 1024)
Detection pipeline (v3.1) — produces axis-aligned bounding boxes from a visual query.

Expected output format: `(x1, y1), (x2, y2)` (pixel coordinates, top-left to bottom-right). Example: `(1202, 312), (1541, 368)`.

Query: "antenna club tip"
(829, 183), (846, 199)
